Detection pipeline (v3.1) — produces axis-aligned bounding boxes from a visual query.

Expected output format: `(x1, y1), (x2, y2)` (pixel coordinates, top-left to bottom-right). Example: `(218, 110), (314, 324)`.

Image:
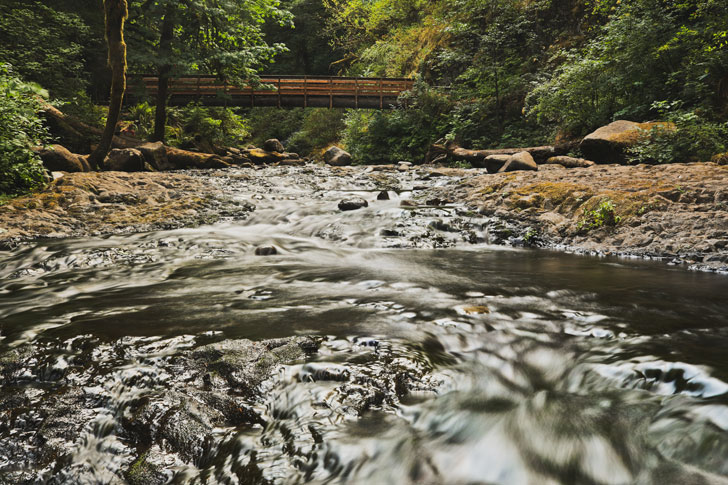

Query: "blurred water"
(1, 167), (727, 484)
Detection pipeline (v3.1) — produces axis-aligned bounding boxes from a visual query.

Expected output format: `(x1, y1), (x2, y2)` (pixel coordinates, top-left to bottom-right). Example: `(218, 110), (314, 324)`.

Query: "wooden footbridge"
(133, 75), (415, 109)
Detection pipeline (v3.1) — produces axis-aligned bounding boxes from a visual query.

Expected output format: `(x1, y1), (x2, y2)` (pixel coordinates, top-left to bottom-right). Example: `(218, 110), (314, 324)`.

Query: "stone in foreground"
(485, 154), (511, 173)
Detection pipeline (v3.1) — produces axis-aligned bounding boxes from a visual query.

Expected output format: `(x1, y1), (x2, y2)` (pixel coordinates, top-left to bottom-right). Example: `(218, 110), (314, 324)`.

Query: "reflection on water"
(1, 170), (727, 484)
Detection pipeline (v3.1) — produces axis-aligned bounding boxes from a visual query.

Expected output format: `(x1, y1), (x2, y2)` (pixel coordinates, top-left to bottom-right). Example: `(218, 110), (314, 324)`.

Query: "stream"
(1, 166), (727, 484)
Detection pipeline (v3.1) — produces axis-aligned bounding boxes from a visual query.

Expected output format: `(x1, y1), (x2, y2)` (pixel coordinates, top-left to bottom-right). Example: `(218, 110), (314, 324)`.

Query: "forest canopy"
(0, 0), (726, 190)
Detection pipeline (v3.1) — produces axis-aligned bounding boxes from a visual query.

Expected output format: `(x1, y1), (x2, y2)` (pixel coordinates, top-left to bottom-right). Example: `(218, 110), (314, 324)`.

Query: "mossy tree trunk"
(89, 0), (129, 170)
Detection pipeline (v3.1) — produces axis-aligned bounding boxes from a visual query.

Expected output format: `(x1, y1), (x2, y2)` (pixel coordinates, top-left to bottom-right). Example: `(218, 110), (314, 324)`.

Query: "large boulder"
(35, 145), (89, 172)
(104, 148), (146, 172)
(263, 139), (285, 153)
(498, 151), (538, 173)
(484, 154), (511, 173)
(324, 146), (352, 166)
(137, 141), (171, 171)
(580, 120), (674, 164)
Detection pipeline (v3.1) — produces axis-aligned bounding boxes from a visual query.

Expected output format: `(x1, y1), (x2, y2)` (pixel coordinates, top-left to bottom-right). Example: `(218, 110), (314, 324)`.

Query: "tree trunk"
(89, 0), (129, 170)
(152, 7), (176, 142)
(42, 102), (139, 152)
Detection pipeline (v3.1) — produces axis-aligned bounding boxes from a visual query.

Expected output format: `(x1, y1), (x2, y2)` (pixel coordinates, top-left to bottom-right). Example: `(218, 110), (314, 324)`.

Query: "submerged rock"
(338, 197), (368, 211)
(255, 246), (278, 256)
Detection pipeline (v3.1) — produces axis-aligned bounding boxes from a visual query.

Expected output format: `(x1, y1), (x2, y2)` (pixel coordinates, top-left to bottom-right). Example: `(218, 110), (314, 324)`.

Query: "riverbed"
(1, 165), (727, 484)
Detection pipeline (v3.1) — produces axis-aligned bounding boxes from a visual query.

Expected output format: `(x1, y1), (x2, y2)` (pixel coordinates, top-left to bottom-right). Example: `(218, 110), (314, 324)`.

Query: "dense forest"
(1, 0), (727, 194)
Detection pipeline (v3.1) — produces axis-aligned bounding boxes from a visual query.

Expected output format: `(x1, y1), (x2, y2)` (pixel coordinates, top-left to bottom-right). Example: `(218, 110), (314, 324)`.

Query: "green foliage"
(125, 102), (250, 149)
(0, 1), (91, 100)
(0, 64), (48, 195)
(523, 228), (539, 245)
(627, 107), (728, 164)
(58, 93), (108, 129)
(264, 0), (343, 75)
(246, 108), (306, 148)
(170, 104), (250, 149)
(244, 108), (345, 155)
(126, 102), (156, 140)
(577, 199), (621, 231)
(342, 80), (451, 163)
(527, 0), (728, 137)
(449, 160), (473, 169)
(127, 0), (292, 83)
(287, 109), (346, 154)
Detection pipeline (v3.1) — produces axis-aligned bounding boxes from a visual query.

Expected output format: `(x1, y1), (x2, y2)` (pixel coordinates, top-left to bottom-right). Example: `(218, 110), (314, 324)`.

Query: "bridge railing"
(137, 75), (415, 108)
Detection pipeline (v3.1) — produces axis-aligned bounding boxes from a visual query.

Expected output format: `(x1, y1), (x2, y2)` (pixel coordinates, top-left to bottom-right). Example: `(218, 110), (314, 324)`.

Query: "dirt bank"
(435, 162), (728, 272)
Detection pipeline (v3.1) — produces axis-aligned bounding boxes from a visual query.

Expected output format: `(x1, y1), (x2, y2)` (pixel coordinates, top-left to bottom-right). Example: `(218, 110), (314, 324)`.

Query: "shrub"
(342, 80), (452, 164)
(0, 1), (91, 100)
(245, 108), (306, 148)
(126, 102), (155, 140)
(166, 104), (250, 149)
(627, 108), (728, 164)
(577, 199), (621, 232)
(287, 109), (346, 155)
(0, 64), (48, 195)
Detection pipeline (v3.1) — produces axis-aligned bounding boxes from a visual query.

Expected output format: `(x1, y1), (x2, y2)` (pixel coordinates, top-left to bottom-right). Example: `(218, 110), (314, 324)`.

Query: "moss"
(126, 451), (163, 485)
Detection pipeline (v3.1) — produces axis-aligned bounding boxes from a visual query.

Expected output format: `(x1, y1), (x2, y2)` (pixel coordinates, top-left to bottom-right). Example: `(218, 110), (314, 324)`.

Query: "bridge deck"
(133, 75), (414, 109)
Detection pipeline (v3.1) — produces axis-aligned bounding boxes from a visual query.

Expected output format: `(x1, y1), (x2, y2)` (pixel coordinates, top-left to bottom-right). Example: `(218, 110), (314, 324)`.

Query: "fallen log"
(41, 103), (140, 153)
(165, 146), (232, 170)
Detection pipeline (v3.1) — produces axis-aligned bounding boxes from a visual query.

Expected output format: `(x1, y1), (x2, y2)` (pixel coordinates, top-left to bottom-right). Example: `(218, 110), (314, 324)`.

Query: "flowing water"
(1, 167), (727, 484)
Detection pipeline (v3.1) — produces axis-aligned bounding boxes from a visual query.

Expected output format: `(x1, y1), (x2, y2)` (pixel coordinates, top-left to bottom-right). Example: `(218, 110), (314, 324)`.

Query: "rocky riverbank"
(433, 161), (728, 272)
(1, 162), (727, 272)
(0, 171), (253, 250)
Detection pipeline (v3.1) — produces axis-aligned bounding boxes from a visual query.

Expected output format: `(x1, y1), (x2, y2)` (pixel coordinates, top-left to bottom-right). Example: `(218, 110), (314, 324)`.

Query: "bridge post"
(304, 76), (308, 108)
(379, 78), (383, 109)
(355, 78), (359, 109)
(329, 78), (333, 109)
